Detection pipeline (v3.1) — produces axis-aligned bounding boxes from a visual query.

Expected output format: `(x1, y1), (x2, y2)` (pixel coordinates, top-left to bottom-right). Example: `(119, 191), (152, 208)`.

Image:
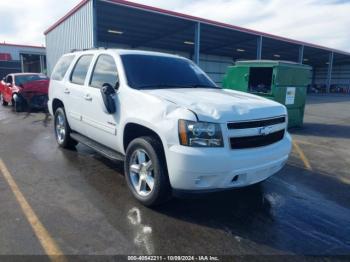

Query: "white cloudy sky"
(0, 0), (349, 51)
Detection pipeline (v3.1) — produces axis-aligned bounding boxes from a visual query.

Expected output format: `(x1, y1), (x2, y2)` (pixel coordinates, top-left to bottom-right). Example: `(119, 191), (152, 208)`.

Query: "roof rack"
(70, 47), (107, 53)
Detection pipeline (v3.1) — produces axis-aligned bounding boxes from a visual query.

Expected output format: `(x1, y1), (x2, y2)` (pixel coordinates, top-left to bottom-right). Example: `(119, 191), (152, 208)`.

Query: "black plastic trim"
(228, 116), (286, 129)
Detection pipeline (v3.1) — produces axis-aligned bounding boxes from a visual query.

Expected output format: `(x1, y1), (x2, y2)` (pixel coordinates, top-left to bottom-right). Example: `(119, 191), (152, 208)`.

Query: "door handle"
(64, 88), (70, 94)
(84, 94), (92, 101)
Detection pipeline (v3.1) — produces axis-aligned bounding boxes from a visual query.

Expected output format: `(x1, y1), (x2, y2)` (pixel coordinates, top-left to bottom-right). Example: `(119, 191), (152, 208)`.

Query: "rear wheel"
(0, 93), (8, 106)
(125, 136), (171, 207)
(54, 107), (78, 149)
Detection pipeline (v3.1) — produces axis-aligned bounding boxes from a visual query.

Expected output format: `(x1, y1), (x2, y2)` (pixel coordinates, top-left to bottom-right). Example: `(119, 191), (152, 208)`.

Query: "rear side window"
(51, 55), (75, 81)
(70, 55), (93, 85)
(90, 55), (119, 89)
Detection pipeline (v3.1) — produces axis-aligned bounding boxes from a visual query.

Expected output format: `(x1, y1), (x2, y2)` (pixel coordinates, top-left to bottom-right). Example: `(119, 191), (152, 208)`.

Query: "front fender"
(121, 105), (197, 150)
(119, 119), (168, 154)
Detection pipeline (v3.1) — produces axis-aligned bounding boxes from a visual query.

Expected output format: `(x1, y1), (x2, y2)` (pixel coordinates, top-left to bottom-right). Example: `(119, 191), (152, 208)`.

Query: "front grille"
(230, 130), (285, 149)
(227, 116), (286, 129)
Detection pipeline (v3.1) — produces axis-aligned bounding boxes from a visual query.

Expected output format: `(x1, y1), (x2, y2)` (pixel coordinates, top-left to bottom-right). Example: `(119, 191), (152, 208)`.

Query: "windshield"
(15, 74), (48, 86)
(121, 54), (218, 90)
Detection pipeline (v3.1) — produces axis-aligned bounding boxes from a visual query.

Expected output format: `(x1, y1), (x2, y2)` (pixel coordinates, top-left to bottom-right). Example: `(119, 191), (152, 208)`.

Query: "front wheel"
(125, 136), (171, 207)
(13, 98), (26, 112)
(54, 107), (77, 149)
(0, 93), (8, 106)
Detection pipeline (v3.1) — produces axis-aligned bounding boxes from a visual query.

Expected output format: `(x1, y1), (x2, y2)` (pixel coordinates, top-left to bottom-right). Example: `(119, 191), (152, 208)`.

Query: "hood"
(142, 88), (286, 122)
(20, 79), (49, 95)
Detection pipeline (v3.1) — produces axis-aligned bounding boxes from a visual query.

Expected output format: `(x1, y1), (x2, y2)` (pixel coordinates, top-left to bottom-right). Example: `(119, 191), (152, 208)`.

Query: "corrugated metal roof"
(44, 0), (350, 56)
(0, 43), (45, 49)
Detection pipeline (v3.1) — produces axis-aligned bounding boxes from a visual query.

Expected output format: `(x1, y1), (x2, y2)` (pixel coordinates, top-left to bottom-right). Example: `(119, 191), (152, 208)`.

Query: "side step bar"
(70, 132), (125, 162)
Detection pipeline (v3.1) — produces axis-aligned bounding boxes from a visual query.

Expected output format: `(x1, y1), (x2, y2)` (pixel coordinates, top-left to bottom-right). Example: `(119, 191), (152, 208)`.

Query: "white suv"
(48, 49), (292, 206)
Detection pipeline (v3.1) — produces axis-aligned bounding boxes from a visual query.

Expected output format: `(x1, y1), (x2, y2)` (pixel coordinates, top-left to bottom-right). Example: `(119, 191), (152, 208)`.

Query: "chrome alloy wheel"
(55, 111), (66, 144)
(129, 149), (155, 197)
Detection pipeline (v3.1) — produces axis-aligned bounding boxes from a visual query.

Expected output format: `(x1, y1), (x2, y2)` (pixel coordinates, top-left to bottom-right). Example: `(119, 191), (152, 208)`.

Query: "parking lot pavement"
(0, 95), (349, 257)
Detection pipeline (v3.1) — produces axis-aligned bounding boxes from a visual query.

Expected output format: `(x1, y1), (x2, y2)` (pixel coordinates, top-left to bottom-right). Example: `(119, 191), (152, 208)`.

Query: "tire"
(0, 93), (8, 106)
(125, 136), (171, 206)
(54, 107), (78, 149)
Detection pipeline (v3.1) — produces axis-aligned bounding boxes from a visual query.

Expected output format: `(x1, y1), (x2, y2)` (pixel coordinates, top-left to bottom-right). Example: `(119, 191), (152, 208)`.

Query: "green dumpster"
(223, 60), (312, 128)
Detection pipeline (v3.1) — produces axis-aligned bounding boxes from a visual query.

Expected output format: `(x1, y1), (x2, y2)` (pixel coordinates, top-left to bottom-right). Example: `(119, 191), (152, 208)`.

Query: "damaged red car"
(0, 73), (49, 112)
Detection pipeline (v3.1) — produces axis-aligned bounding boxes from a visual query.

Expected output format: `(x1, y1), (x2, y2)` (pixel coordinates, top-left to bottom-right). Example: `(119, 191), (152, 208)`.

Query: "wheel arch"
(52, 98), (64, 114)
(12, 92), (21, 101)
(12, 92), (28, 104)
(123, 122), (166, 154)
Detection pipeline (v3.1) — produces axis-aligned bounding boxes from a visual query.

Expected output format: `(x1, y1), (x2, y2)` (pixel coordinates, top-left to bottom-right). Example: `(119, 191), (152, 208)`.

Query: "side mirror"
(101, 83), (116, 114)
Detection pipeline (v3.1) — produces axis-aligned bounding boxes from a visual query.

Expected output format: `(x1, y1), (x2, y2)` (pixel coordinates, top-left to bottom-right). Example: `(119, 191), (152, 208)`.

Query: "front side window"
(90, 55), (119, 89)
(51, 55), (75, 81)
(6, 75), (13, 84)
(70, 55), (93, 85)
(120, 54), (217, 90)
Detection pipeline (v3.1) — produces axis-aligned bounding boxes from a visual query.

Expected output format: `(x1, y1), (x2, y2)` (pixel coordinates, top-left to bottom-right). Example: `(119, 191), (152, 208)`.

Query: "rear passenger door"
(65, 54), (94, 136)
(82, 54), (119, 150)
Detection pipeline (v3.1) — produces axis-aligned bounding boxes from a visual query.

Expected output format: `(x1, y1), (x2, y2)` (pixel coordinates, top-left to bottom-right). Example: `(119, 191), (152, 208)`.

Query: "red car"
(0, 73), (49, 112)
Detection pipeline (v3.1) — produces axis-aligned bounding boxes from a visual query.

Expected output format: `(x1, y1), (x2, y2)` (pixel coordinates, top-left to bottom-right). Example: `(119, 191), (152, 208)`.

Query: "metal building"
(45, 0), (350, 92)
(0, 43), (47, 79)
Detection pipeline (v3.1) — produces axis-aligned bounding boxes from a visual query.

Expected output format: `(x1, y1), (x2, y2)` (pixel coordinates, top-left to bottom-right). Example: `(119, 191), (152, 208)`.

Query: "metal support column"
(257, 36), (262, 60)
(39, 55), (44, 73)
(194, 22), (201, 65)
(298, 45), (304, 64)
(311, 68), (316, 86)
(20, 54), (24, 73)
(92, 0), (98, 48)
(326, 52), (334, 93)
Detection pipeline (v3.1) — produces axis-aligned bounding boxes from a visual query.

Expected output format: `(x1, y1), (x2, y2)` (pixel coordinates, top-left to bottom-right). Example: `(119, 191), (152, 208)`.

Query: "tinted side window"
(6, 75), (13, 84)
(70, 55), (93, 85)
(90, 55), (119, 89)
(51, 55), (75, 81)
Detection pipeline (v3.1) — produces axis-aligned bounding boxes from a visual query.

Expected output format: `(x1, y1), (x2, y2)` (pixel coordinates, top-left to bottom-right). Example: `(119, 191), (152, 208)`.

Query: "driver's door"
(82, 54), (119, 150)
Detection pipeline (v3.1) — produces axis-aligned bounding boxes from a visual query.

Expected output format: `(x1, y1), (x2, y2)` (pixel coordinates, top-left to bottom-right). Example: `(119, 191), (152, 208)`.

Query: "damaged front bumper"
(166, 132), (292, 191)
(19, 92), (48, 109)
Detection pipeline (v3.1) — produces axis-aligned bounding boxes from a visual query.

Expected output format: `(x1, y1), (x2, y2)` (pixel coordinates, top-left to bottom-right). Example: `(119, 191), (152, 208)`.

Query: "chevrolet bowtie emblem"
(259, 126), (273, 136)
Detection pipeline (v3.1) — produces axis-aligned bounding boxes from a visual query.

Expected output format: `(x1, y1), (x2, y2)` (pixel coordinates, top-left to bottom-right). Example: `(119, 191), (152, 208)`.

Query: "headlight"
(178, 120), (224, 147)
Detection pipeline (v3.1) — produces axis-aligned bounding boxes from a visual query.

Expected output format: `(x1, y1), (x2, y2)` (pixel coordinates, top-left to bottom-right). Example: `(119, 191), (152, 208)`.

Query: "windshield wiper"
(190, 84), (219, 89)
(137, 84), (219, 90)
(137, 84), (195, 90)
